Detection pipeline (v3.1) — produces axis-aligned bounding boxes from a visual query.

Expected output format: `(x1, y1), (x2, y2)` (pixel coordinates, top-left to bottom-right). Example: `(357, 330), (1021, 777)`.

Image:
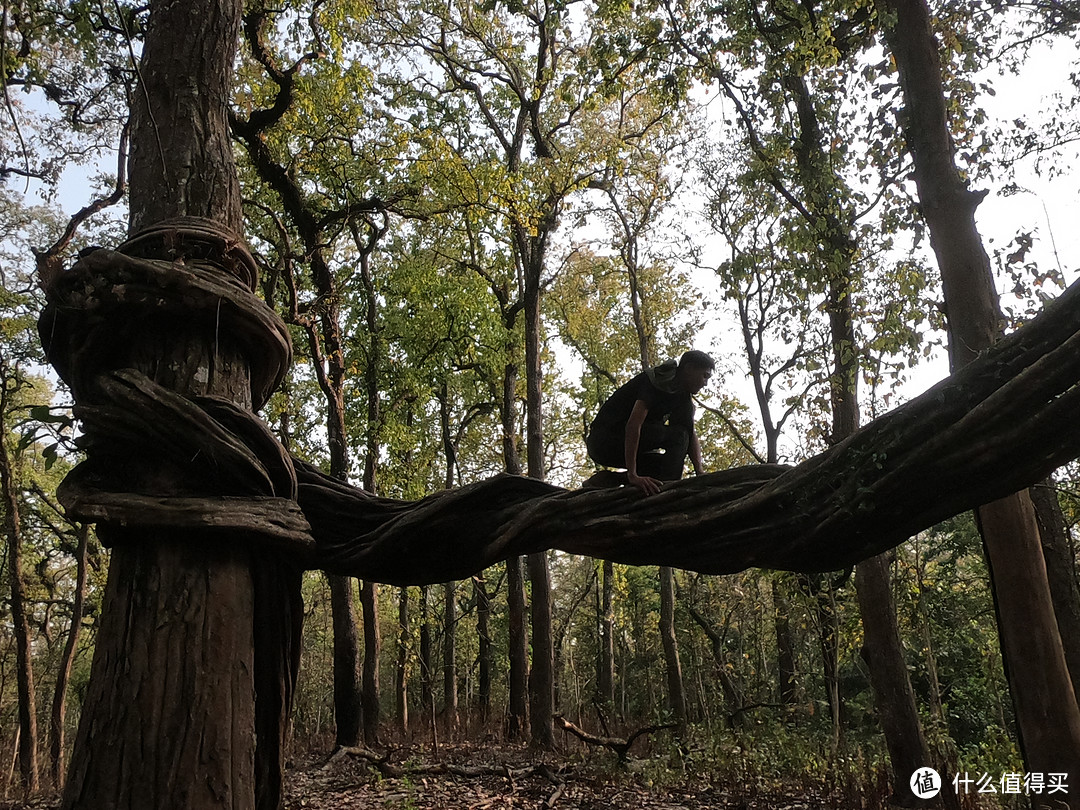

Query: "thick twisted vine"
(39, 218), (306, 552)
(37, 220), (1080, 585)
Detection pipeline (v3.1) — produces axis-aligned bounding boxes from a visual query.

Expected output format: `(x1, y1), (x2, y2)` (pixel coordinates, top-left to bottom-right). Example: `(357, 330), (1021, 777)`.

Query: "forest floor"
(6, 739), (1006, 809)
(277, 740), (892, 810)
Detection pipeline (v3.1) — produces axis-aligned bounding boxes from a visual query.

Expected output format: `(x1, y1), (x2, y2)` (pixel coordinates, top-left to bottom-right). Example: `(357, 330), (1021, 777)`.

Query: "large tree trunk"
(51, 3), (303, 808)
(50, 524), (90, 789)
(527, 551), (556, 749)
(855, 557), (937, 808)
(1030, 479), (1080, 699)
(1, 370), (38, 795)
(879, 0), (1080, 790)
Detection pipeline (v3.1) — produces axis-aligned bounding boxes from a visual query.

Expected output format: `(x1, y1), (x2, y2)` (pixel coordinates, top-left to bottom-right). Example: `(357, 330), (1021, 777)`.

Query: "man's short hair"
(679, 350), (715, 370)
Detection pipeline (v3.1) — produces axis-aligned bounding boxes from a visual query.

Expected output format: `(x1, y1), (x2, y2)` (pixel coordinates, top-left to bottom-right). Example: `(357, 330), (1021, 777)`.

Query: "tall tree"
(42, 2), (303, 808)
(877, 0), (1080, 791)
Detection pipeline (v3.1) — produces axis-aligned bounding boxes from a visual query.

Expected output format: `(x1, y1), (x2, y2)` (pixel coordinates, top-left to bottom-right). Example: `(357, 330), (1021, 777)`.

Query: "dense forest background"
(2, 0), (1080, 806)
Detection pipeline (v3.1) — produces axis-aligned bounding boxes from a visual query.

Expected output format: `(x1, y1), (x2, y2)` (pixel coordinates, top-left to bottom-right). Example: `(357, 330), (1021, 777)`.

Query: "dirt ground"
(280, 743), (860, 810)
(0, 743), (880, 810)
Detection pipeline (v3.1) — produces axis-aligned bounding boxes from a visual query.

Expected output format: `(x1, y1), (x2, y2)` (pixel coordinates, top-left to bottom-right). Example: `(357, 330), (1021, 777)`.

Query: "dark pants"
(586, 421), (689, 481)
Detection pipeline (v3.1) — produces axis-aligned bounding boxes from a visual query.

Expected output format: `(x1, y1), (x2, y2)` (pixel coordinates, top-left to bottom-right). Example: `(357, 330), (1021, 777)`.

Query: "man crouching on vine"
(585, 350), (714, 495)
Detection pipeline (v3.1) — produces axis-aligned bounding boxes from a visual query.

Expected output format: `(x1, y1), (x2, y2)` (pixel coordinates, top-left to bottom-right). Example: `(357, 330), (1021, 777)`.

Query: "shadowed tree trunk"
(360, 580), (380, 745)
(500, 360), (529, 740)
(420, 585), (433, 717)
(1, 358), (39, 795)
(598, 560), (616, 709)
(475, 574), (492, 724)
(443, 581), (459, 736)
(522, 241), (555, 750)
(878, 0), (1080, 793)
(396, 587), (409, 735)
(50, 524), (90, 790)
(507, 556), (529, 739)
(772, 579), (798, 709)
(42, 3), (304, 809)
(1030, 479), (1080, 699)
(659, 566), (687, 736)
(329, 575), (362, 746)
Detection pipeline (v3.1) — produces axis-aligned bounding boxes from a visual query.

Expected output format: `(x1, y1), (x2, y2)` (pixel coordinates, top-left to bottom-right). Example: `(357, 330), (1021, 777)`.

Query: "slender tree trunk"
(329, 575), (362, 747)
(856, 557), (937, 807)
(879, 0), (1080, 789)
(772, 579), (798, 709)
(812, 580), (843, 752)
(528, 551), (555, 749)
(50, 524), (90, 789)
(359, 237), (382, 747)
(475, 575), (492, 724)
(1, 376), (38, 794)
(522, 239), (555, 750)
(419, 585), (433, 715)
(500, 360), (529, 740)
(443, 581), (458, 736)
(507, 557), (529, 739)
(598, 560), (616, 708)
(360, 581), (380, 745)
(396, 587), (409, 735)
(659, 567), (687, 735)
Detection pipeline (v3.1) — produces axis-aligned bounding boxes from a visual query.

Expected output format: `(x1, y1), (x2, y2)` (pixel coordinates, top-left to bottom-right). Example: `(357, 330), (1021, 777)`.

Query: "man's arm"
(689, 428), (704, 476)
(625, 399), (663, 495)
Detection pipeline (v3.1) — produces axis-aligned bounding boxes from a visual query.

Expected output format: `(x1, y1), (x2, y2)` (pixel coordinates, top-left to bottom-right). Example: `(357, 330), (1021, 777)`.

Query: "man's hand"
(627, 472), (663, 496)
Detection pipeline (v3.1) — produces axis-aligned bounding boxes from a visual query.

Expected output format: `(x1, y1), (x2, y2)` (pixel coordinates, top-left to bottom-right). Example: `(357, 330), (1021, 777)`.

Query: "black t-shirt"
(591, 368), (694, 434)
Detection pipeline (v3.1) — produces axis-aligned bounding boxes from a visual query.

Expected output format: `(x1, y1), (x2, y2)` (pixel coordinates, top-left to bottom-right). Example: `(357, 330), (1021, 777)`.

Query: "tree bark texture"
(37, 2), (304, 808)
(878, 0), (1080, 789)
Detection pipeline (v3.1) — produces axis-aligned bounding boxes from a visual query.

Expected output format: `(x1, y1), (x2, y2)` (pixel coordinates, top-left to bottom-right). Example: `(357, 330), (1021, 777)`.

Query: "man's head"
(676, 350), (715, 394)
